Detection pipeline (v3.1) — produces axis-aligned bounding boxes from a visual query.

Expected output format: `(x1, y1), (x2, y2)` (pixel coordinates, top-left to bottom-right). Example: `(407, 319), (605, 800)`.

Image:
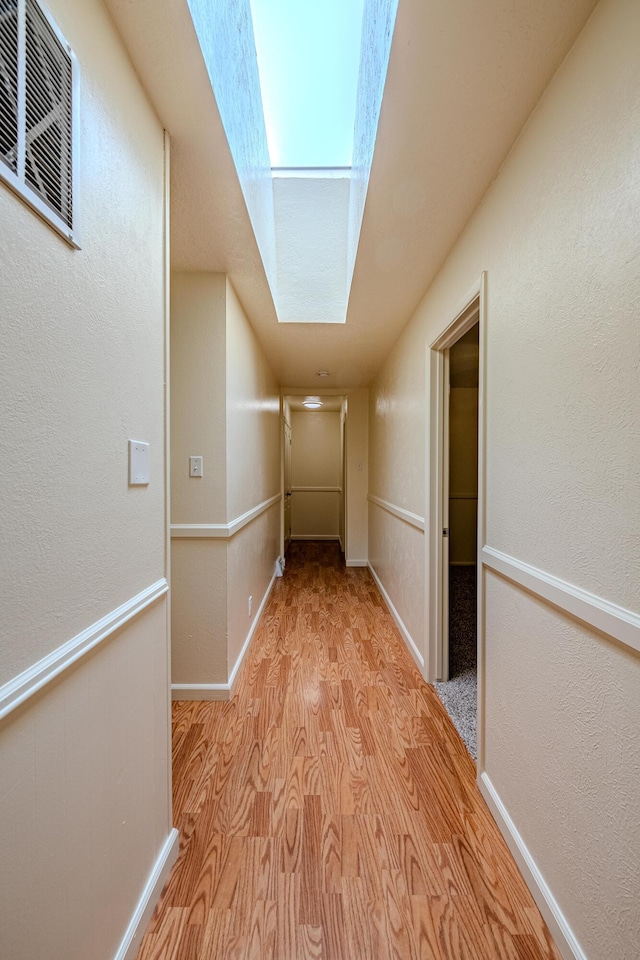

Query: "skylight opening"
(249, 0), (365, 170)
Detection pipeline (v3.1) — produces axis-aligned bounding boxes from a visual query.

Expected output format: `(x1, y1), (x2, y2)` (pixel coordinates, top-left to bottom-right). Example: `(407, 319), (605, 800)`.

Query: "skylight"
(249, 0), (365, 169)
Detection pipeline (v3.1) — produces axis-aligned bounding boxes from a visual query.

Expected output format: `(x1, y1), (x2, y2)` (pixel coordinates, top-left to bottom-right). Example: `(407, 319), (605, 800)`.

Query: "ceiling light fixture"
(303, 397), (323, 409)
(316, 370), (330, 378)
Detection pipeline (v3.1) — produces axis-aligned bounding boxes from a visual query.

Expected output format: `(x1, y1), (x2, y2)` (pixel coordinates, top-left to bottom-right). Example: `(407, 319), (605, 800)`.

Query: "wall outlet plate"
(129, 440), (150, 485)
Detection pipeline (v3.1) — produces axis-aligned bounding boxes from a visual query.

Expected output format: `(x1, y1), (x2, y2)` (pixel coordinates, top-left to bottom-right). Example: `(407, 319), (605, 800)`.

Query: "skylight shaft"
(249, 0), (365, 169)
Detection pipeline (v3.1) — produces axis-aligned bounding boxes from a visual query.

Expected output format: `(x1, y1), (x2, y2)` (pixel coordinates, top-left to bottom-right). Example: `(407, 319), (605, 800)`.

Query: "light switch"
(129, 440), (150, 485)
(189, 456), (204, 477)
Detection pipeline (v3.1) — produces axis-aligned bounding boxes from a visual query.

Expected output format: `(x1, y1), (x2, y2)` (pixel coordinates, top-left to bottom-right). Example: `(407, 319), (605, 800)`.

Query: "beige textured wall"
(171, 273), (227, 523)
(171, 539), (227, 683)
(226, 280), (280, 520)
(368, 1), (640, 956)
(171, 277), (279, 687)
(225, 280), (280, 674)
(0, 0), (166, 681)
(0, 1), (171, 957)
(170, 273), (228, 684)
(344, 388), (369, 563)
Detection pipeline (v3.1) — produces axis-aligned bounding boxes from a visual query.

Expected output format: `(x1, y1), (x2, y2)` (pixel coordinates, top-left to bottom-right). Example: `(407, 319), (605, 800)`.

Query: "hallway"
(136, 543), (560, 960)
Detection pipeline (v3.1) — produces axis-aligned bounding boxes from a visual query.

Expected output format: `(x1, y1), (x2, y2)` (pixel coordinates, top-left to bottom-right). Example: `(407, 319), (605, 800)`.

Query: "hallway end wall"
(368, 1), (640, 957)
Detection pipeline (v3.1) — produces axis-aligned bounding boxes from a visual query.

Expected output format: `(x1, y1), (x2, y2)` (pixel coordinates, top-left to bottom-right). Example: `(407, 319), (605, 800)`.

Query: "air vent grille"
(0, 0), (19, 174)
(25, 0), (72, 226)
(0, 0), (76, 241)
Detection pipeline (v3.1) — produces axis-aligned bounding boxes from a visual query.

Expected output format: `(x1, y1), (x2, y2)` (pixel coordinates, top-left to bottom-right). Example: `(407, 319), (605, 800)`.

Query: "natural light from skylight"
(249, 0), (365, 169)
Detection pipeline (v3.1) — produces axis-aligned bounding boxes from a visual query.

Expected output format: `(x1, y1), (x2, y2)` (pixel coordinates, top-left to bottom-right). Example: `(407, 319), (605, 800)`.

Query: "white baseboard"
(479, 773), (586, 960)
(367, 563), (424, 668)
(291, 535), (340, 541)
(171, 571), (276, 702)
(115, 827), (179, 960)
(346, 559), (368, 567)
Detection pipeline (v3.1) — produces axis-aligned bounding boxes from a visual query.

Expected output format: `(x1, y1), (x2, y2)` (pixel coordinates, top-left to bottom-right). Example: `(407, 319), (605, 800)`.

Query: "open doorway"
(281, 395), (347, 565)
(428, 277), (485, 764)
(434, 323), (479, 758)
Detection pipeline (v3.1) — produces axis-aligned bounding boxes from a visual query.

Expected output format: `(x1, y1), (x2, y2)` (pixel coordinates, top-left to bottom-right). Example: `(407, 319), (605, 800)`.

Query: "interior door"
(441, 349), (451, 680)
(283, 418), (292, 552)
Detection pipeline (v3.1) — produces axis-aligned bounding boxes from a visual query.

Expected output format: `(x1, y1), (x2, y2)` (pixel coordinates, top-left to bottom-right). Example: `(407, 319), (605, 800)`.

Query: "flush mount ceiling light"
(303, 397), (323, 409)
(316, 370), (330, 378)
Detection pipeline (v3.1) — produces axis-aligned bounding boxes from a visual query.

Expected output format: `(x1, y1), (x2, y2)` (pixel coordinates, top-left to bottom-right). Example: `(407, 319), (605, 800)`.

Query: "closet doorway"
(428, 277), (486, 762)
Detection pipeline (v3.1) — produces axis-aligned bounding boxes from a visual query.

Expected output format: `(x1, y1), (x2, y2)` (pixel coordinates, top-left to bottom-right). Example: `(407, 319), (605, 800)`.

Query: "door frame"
(426, 272), (487, 768)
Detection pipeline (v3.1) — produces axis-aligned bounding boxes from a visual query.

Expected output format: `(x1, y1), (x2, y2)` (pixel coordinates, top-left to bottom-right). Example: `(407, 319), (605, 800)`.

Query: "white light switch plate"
(189, 456), (203, 477)
(129, 440), (150, 485)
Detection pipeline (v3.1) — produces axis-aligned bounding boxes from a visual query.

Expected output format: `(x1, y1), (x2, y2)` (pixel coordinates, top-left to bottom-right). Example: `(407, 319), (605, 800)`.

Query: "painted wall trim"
(0, 579), (169, 723)
(170, 682), (230, 702)
(291, 535), (340, 541)
(292, 486), (342, 493)
(171, 493), (281, 540)
(172, 571), (277, 701)
(368, 562), (424, 668)
(482, 545), (640, 655)
(368, 494), (425, 532)
(346, 559), (368, 567)
(115, 828), (179, 960)
(479, 773), (586, 960)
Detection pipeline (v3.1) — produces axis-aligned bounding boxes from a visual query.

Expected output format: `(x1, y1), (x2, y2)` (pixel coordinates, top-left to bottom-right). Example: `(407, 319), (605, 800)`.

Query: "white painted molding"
(367, 562), (424, 668)
(482, 545), (640, 655)
(171, 682), (231, 702)
(0, 579), (169, 723)
(367, 494), (425, 532)
(171, 493), (281, 540)
(479, 773), (586, 960)
(291, 534), (340, 541)
(115, 828), (179, 960)
(172, 571), (277, 702)
(291, 486), (342, 493)
(346, 559), (368, 567)
(171, 523), (229, 539)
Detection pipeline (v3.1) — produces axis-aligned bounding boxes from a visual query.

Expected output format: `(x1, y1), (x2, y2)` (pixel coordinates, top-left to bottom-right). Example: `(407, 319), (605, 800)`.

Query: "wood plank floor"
(136, 541), (561, 960)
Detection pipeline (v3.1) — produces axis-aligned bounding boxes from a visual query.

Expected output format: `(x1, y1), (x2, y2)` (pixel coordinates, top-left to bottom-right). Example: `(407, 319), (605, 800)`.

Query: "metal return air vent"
(0, 0), (77, 244)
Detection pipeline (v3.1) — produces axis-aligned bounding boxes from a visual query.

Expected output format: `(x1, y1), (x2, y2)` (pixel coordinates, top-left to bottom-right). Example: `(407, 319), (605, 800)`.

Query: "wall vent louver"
(0, 0), (19, 174)
(0, 0), (77, 244)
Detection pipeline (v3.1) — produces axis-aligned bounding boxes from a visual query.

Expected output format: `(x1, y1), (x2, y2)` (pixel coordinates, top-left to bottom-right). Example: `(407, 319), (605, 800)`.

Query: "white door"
(283, 418), (292, 552)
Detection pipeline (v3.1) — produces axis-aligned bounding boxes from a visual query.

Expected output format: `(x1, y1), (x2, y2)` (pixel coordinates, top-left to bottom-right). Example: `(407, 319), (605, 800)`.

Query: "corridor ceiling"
(106, 0), (597, 388)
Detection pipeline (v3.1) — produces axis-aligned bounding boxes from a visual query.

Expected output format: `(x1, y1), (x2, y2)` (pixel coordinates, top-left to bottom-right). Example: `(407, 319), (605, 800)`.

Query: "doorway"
(428, 276), (486, 764)
(281, 395), (347, 561)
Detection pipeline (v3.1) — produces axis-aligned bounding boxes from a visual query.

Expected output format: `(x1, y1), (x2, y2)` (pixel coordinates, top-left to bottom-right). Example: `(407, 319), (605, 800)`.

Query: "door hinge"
(442, 528), (449, 537)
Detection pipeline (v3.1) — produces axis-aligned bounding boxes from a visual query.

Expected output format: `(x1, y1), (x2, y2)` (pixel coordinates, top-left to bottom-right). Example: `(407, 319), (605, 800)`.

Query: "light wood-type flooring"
(136, 541), (561, 960)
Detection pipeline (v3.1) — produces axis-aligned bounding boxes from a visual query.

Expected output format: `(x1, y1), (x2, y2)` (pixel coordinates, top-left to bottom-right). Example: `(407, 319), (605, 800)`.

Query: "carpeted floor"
(434, 565), (477, 759)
